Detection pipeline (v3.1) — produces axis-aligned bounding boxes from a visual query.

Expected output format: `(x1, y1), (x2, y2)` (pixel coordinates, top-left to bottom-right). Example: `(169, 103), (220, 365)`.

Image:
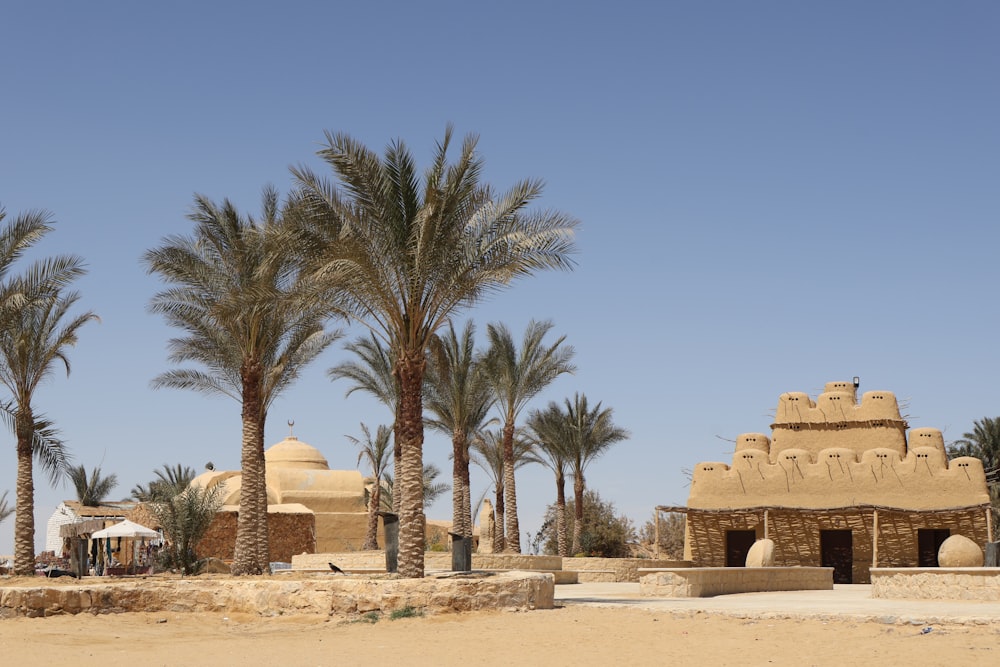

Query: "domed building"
(191, 434), (376, 560)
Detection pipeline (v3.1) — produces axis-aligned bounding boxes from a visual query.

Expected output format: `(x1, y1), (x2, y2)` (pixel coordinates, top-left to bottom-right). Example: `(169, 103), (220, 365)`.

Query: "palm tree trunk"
(392, 410), (402, 516)
(460, 443), (472, 539)
(395, 348), (426, 578)
(363, 482), (380, 550)
(13, 408), (36, 575)
(572, 472), (584, 555)
(493, 481), (505, 553)
(255, 412), (270, 570)
(232, 363), (267, 575)
(452, 430), (472, 537)
(555, 469), (567, 557)
(501, 420), (521, 553)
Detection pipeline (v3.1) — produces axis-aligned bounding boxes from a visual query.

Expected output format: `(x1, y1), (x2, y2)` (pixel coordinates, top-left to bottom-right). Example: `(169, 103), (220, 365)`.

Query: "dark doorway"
(917, 528), (950, 567)
(820, 530), (853, 583)
(725, 530), (757, 567)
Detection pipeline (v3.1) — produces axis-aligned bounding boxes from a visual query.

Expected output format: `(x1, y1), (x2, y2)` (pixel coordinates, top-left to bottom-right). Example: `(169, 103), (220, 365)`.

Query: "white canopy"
(90, 519), (160, 540)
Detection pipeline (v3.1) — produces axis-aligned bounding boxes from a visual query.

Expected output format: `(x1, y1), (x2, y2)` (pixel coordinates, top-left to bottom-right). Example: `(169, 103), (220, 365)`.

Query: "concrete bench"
(638, 567), (833, 598)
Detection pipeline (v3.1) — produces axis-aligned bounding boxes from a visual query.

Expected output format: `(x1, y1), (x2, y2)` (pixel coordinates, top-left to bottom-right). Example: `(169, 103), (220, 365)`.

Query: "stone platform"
(871, 567), (1000, 601)
(0, 571), (554, 618)
(638, 567), (833, 598)
(292, 552), (578, 583)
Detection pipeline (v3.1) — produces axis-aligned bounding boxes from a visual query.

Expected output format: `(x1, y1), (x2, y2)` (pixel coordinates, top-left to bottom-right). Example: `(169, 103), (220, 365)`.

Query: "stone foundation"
(0, 572), (554, 619)
(871, 568), (1000, 601)
(569, 558), (689, 583)
(638, 567), (832, 597)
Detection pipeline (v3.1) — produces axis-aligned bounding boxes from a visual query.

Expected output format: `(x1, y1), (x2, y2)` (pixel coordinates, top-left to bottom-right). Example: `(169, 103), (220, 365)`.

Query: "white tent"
(91, 520), (161, 574)
(91, 519), (159, 540)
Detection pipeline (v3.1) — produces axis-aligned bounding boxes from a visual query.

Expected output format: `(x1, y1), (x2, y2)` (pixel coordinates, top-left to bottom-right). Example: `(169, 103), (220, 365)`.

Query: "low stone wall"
(0, 572), (554, 618)
(871, 568), (1000, 601)
(292, 552), (563, 572)
(639, 567), (833, 598)
(568, 558), (689, 583)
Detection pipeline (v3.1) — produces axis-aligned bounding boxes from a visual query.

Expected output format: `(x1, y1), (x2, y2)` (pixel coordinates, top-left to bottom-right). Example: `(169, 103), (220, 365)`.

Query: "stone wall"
(639, 567), (832, 598)
(291, 552), (563, 572)
(0, 572), (554, 618)
(567, 557), (688, 583)
(871, 568), (1000, 601)
(197, 511), (315, 563)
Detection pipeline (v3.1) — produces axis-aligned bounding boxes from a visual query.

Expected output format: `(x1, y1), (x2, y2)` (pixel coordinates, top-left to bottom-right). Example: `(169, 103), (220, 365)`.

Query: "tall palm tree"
(0, 490), (12, 525)
(131, 463), (197, 502)
(68, 465), (119, 507)
(0, 289), (95, 574)
(144, 188), (342, 575)
(292, 127), (578, 576)
(482, 320), (575, 553)
(346, 422), (393, 550)
(329, 334), (402, 513)
(425, 320), (495, 539)
(470, 427), (538, 552)
(526, 403), (572, 556)
(0, 206), (87, 575)
(560, 393), (629, 554)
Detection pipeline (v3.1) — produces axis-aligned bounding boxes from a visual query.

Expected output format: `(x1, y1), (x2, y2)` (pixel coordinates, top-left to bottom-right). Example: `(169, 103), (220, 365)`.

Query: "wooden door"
(917, 528), (950, 567)
(820, 530), (853, 584)
(725, 530), (756, 567)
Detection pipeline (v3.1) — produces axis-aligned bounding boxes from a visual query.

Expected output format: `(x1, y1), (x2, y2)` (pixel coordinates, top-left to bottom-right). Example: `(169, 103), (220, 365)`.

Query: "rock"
(199, 557), (232, 574)
(937, 535), (983, 567)
(477, 499), (495, 554)
(745, 539), (775, 567)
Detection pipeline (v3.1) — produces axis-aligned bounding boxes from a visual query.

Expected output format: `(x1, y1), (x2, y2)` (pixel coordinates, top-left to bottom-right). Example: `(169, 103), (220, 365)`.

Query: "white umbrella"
(91, 519), (160, 540)
(91, 520), (160, 574)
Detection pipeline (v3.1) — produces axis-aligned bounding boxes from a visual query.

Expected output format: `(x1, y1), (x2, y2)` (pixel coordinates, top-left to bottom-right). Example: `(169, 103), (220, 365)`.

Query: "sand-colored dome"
(264, 436), (330, 470)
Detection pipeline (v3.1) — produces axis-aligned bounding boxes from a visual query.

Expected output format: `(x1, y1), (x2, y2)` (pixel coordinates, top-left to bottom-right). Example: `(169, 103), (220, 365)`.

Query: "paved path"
(554, 583), (1000, 625)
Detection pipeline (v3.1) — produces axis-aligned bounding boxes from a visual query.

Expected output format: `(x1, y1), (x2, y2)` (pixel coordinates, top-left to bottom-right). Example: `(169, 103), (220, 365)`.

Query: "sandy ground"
(1, 603), (998, 667)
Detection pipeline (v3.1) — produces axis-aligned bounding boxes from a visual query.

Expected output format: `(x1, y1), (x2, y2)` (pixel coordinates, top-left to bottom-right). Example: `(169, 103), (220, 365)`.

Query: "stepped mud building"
(668, 381), (992, 583)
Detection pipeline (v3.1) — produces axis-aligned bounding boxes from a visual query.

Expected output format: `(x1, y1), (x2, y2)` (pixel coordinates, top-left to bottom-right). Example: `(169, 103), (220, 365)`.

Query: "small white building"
(45, 501), (136, 553)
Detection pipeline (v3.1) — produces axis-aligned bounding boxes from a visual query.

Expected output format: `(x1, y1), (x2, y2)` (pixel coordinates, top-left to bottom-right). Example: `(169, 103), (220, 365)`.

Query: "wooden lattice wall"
(680, 505), (988, 583)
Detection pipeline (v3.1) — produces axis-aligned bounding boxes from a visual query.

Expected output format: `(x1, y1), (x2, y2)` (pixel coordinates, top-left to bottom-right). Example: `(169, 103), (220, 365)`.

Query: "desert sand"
(1, 603), (997, 667)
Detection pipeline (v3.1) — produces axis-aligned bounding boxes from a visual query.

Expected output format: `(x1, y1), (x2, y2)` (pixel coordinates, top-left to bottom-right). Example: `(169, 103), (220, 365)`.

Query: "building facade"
(674, 381), (992, 583)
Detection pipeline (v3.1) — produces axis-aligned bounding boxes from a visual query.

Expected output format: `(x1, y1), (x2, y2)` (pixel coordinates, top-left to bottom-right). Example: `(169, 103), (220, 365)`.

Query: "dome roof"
(264, 436), (330, 470)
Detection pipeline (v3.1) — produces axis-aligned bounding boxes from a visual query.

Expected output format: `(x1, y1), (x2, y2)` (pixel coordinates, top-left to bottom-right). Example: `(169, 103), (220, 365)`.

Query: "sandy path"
(1, 605), (997, 666)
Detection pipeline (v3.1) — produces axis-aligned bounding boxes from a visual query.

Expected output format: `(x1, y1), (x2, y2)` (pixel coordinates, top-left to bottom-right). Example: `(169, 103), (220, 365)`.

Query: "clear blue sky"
(2, 2), (998, 556)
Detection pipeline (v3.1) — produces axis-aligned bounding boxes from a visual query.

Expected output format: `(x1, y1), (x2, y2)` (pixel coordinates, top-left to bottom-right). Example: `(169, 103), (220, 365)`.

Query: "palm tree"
(0, 291), (95, 574)
(329, 334), (402, 513)
(346, 423), (393, 550)
(292, 127), (578, 576)
(131, 463), (197, 502)
(470, 427), (538, 553)
(144, 188), (342, 575)
(949, 417), (1000, 474)
(0, 206), (88, 575)
(526, 403), (572, 556)
(482, 320), (575, 553)
(425, 320), (495, 539)
(0, 490), (12, 525)
(382, 462), (451, 512)
(559, 393), (629, 554)
(68, 465), (119, 507)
